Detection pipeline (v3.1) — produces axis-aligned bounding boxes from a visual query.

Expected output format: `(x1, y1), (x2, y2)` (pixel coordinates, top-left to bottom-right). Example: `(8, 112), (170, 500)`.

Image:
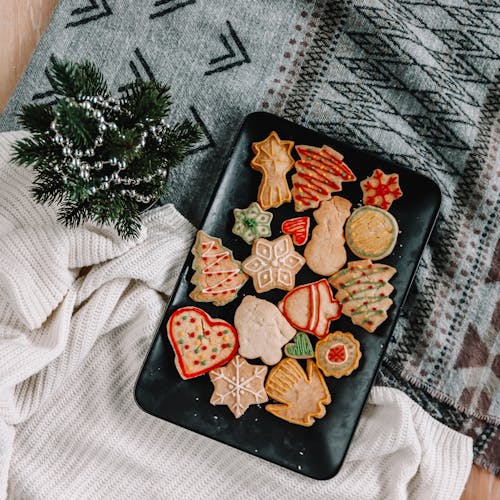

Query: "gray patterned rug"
(1, 0), (498, 474)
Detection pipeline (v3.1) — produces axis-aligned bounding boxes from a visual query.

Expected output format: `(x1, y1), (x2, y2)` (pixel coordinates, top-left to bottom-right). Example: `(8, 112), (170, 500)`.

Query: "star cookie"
(242, 235), (305, 293)
(232, 202), (273, 245)
(360, 169), (403, 210)
(251, 131), (294, 210)
(209, 355), (268, 418)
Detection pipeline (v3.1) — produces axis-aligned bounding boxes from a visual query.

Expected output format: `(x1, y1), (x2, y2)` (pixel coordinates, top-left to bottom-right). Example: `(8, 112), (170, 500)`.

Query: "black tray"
(135, 111), (441, 480)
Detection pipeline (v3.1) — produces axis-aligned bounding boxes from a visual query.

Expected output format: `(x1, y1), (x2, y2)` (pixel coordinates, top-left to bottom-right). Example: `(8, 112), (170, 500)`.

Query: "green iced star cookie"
(232, 202), (273, 245)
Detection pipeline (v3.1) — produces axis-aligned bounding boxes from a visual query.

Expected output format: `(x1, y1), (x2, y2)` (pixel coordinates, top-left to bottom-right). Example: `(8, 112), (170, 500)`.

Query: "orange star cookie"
(209, 355), (268, 418)
(360, 169), (403, 210)
(251, 131), (294, 210)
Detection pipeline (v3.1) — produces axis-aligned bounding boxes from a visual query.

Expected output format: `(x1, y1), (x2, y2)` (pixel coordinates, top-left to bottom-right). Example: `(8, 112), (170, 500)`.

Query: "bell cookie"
(242, 235), (305, 293)
(234, 295), (296, 366)
(315, 331), (361, 378)
(304, 196), (352, 276)
(345, 206), (398, 260)
(190, 230), (248, 306)
(265, 358), (331, 427)
(281, 216), (310, 246)
(278, 279), (340, 339)
(232, 202), (273, 245)
(209, 355), (268, 418)
(284, 331), (314, 359)
(329, 259), (397, 333)
(167, 306), (238, 380)
(251, 131), (294, 210)
(361, 169), (403, 210)
(291, 144), (356, 212)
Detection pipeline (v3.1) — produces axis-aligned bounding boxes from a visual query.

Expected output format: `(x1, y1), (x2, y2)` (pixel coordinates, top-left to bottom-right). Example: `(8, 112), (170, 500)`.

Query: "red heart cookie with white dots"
(167, 306), (238, 380)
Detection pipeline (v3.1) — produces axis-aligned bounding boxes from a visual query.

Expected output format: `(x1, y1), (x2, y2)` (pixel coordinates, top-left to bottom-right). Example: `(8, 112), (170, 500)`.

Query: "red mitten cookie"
(279, 279), (340, 338)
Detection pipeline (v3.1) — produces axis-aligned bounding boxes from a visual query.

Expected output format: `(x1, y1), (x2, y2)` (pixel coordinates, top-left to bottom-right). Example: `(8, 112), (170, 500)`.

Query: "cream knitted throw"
(0, 131), (472, 500)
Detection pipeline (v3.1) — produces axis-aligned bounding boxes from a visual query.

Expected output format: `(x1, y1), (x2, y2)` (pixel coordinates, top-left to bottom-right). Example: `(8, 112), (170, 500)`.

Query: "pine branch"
(17, 104), (55, 134)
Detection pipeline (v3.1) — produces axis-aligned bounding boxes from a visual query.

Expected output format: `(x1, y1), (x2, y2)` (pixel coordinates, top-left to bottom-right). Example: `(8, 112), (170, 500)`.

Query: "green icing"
(285, 332), (314, 359)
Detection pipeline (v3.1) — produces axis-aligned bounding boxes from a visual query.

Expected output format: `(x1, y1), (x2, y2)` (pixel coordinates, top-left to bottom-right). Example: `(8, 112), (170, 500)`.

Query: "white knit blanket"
(0, 131), (472, 500)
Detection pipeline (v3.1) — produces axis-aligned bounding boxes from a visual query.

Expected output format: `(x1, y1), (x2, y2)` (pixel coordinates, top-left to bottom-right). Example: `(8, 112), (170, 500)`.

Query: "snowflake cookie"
(242, 234), (305, 293)
(209, 355), (268, 418)
(360, 169), (403, 210)
(232, 202), (273, 245)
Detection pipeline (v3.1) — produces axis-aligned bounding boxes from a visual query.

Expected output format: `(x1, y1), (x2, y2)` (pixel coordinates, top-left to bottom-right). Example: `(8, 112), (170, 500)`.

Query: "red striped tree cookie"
(291, 144), (356, 212)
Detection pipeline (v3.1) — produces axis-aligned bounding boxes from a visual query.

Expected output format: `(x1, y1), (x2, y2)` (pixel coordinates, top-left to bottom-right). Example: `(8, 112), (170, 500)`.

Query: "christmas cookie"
(345, 206), (398, 260)
(234, 295), (296, 366)
(167, 307), (238, 380)
(281, 216), (310, 246)
(232, 202), (273, 245)
(361, 169), (403, 210)
(329, 259), (397, 333)
(278, 279), (340, 339)
(291, 144), (356, 212)
(209, 355), (268, 418)
(265, 359), (331, 427)
(190, 231), (248, 306)
(284, 331), (314, 359)
(242, 235), (305, 293)
(304, 196), (352, 275)
(315, 332), (361, 378)
(251, 131), (294, 210)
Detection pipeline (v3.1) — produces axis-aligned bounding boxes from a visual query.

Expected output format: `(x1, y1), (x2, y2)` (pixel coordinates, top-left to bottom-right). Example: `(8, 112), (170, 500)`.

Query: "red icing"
(361, 169), (403, 210)
(281, 216), (311, 246)
(292, 145), (356, 210)
(167, 307), (238, 379)
(327, 344), (347, 363)
(280, 279), (341, 338)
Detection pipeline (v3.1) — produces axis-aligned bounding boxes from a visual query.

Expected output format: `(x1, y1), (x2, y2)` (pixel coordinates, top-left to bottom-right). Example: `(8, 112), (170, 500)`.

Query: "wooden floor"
(0, 1), (498, 498)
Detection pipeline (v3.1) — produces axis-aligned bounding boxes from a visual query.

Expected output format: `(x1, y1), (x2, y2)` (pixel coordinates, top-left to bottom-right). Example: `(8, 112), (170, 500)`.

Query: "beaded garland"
(49, 94), (170, 204)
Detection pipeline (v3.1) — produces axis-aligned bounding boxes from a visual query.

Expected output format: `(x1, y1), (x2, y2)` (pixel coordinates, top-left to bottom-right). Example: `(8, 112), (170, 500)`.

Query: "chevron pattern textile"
(0, 0), (498, 474)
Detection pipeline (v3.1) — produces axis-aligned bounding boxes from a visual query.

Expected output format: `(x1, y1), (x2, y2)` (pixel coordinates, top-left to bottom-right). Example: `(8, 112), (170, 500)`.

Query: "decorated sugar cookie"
(278, 279), (340, 339)
(242, 235), (305, 293)
(329, 259), (397, 333)
(344, 206), (398, 260)
(304, 196), (352, 276)
(284, 331), (314, 359)
(234, 295), (296, 366)
(281, 216), (310, 246)
(265, 358), (331, 427)
(291, 144), (356, 212)
(167, 307), (238, 380)
(190, 231), (248, 306)
(251, 131), (294, 210)
(232, 202), (273, 245)
(315, 331), (361, 378)
(361, 169), (403, 210)
(209, 355), (268, 418)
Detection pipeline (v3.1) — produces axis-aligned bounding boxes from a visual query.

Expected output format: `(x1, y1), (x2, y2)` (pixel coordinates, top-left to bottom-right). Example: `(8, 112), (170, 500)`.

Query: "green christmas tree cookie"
(232, 202), (273, 245)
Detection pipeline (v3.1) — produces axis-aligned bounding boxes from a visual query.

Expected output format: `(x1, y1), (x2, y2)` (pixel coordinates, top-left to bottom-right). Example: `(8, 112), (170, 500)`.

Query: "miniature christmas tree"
(189, 231), (248, 306)
(12, 58), (201, 238)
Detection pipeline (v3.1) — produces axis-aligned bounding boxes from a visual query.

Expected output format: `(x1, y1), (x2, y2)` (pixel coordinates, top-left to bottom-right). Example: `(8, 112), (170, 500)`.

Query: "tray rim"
(134, 110), (442, 480)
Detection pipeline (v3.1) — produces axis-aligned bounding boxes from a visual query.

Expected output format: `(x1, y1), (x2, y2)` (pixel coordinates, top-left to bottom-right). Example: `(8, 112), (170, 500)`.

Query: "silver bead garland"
(49, 94), (170, 204)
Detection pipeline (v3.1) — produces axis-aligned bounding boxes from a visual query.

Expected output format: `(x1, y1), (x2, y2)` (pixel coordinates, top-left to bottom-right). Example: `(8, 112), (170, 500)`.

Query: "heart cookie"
(167, 307), (238, 380)
(281, 216), (310, 246)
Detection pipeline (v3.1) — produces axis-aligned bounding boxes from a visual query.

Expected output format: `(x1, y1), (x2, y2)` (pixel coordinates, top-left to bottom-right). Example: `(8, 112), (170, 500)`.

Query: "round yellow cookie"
(345, 206), (398, 260)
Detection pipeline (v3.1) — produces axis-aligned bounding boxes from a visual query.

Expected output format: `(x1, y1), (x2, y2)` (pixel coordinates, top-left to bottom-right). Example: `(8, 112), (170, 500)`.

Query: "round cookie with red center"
(315, 331), (361, 378)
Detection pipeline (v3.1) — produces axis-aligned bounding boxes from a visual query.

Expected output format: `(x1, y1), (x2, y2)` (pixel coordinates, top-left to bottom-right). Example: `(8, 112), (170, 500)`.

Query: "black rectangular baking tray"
(135, 111), (441, 480)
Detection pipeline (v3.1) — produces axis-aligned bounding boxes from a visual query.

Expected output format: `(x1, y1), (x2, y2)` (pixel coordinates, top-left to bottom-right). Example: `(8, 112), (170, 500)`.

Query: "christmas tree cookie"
(291, 144), (356, 212)
(232, 202), (273, 245)
(329, 259), (397, 333)
(190, 231), (248, 306)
